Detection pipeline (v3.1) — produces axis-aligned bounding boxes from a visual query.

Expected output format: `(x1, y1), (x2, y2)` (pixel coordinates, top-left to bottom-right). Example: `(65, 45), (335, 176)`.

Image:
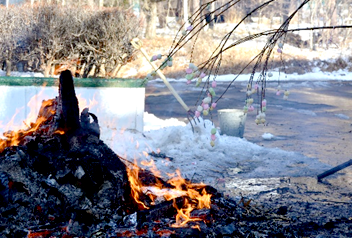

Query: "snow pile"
(101, 115), (331, 187)
(143, 112), (186, 131)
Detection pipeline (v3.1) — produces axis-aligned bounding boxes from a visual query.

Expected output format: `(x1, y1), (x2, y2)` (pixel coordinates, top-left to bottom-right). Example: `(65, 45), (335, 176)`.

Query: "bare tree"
(141, 0), (157, 39)
(141, 0), (167, 39)
(0, 7), (30, 76)
(191, 0), (201, 17)
(319, 0), (341, 49)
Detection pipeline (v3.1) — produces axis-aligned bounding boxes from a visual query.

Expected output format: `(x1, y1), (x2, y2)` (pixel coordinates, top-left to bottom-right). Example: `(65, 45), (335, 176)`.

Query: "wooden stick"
(131, 38), (190, 112)
(317, 159), (352, 182)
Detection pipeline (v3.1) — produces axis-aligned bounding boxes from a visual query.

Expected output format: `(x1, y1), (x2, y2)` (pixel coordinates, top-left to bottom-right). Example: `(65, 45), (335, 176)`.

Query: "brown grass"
(118, 32), (352, 79)
(118, 34), (265, 79)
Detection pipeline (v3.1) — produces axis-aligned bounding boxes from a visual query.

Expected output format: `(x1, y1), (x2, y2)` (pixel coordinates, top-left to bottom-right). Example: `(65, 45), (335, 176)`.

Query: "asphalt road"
(145, 80), (352, 170)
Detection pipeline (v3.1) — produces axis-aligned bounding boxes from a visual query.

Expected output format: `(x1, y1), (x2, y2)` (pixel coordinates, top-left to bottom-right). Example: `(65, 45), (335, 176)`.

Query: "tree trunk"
(83, 63), (95, 78)
(111, 63), (122, 78)
(183, 0), (188, 26)
(191, 0), (200, 16)
(98, 58), (106, 77)
(158, 1), (166, 28)
(144, 1), (157, 39)
(5, 60), (11, 77)
(50, 65), (55, 76)
(175, 0), (183, 25)
(89, 64), (97, 77)
(43, 64), (52, 78)
(79, 62), (86, 77)
(191, 0), (201, 31)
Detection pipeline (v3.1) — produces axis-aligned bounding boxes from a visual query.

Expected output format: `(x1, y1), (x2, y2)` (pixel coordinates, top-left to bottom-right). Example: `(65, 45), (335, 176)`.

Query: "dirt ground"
(145, 79), (352, 236)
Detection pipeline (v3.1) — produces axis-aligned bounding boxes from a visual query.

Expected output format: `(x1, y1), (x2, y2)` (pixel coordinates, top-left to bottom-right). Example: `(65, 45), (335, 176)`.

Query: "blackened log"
(80, 108), (100, 138)
(137, 196), (186, 228)
(59, 70), (80, 132)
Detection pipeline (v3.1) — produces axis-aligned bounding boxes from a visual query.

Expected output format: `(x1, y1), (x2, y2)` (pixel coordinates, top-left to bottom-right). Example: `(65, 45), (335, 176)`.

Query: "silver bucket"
(218, 109), (247, 138)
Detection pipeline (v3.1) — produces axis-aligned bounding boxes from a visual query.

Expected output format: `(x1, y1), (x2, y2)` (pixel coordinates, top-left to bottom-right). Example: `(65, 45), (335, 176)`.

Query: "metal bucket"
(218, 109), (247, 138)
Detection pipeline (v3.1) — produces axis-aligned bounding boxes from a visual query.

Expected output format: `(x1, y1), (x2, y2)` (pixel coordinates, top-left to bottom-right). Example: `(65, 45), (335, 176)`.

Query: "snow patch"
(335, 114), (350, 120)
(262, 133), (274, 140)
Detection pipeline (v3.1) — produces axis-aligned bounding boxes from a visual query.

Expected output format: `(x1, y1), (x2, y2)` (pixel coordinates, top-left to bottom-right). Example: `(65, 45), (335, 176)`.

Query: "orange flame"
(171, 202), (202, 227)
(54, 130), (65, 135)
(167, 170), (211, 227)
(126, 160), (149, 210)
(0, 108), (23, 150)
(140, 155), (161, 179)
(0, 85), (55, 152)
(0, 87), (102, 153)
(126, 158), (212, 228)
(24, 83), (48, 127)
(77, 93), (98, 111)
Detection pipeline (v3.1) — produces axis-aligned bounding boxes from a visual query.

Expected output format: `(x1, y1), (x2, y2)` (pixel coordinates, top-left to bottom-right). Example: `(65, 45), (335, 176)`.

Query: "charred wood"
(58, 70), (80, 133)
(137, 196), (186, 229)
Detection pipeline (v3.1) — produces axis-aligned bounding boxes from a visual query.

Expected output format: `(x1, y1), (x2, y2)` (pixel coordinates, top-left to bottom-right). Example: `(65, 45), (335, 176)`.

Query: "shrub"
(77, 8), (141, 78)
(0, 4), (141, 78)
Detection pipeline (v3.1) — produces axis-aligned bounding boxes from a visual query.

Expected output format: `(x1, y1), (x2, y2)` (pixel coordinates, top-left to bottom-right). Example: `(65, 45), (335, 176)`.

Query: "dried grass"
(119, 34), (264, 79)
(118, 30), (352, 79)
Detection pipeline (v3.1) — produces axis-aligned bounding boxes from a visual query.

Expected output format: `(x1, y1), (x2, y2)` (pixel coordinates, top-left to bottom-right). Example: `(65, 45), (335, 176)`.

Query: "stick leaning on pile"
(131, 38), (190, 113)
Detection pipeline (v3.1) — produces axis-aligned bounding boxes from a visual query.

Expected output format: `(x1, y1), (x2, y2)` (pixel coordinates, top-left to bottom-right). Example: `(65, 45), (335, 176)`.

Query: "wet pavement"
(145, 80), (352, 171)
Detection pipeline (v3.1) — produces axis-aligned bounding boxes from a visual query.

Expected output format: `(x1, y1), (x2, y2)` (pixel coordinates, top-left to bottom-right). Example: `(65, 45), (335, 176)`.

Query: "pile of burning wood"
(1, 71), (350, 237)
(0, 71), (243, 237)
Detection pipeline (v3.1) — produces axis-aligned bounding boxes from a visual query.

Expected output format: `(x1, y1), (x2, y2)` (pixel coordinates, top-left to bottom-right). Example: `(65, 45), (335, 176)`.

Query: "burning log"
(137, 196), (186, 228)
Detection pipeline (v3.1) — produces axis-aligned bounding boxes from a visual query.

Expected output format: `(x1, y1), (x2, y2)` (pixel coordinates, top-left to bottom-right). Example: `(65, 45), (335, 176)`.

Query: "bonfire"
(0, 70), (232, 237)
(1, 70), (351, 238)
